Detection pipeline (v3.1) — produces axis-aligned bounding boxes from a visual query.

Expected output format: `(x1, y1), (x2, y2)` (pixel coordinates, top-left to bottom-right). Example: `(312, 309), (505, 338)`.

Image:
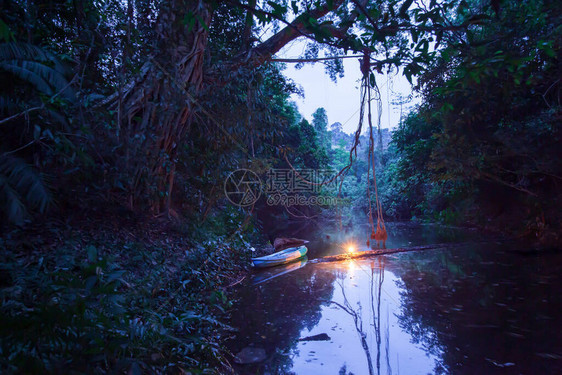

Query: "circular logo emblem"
(224, 169), (262, 207)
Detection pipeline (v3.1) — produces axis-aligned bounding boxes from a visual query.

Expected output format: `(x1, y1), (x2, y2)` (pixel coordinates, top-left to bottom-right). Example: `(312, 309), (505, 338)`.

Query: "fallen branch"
(226, 275), (246, 288)
(309, 242), (472, 263)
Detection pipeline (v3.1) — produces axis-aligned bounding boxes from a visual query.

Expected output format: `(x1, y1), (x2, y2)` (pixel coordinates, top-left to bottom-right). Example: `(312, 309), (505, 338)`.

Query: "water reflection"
(392, 245), (562, 374)
(228, 262), (337, 373)
(326, 257), (392, 375)
(251, 258), (308, 286)
(228, 224), (562, 374)
(228, 256), (437, 374)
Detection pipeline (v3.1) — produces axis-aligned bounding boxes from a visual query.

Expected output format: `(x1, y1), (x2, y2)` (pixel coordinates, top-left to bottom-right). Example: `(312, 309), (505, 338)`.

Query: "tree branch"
(242, 0), (256, 50)
(478, 170), (538, 197)
(0, 74), (77, 125)
(271, 54), (363, 63)
(0, 106), (44, 125)
(225, 0), (374, 70)
(351, 0), (380, 32)
(245, 0), (347, 67)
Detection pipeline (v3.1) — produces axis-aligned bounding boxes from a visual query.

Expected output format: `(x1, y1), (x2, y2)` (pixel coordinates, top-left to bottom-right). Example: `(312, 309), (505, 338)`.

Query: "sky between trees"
(279, 40), (419, 133)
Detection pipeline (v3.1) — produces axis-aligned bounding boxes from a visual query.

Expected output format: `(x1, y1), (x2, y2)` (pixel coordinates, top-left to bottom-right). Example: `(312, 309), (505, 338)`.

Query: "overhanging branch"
(271, 55), (362, 63)
(226, 0), (374, 69)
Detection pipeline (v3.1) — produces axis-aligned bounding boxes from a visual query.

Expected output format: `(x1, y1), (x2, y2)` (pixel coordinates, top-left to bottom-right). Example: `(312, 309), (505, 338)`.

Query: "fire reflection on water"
(324, 257), (394, 375)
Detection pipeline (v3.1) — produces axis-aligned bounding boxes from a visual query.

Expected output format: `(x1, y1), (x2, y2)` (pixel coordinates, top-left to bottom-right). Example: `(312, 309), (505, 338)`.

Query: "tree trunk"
(119, 0), (212, 214)
(111, 0), (358, 214)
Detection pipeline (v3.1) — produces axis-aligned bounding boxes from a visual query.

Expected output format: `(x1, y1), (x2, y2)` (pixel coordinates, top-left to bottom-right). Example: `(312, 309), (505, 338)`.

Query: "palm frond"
(0, 42), (74, 101)
(1, 60), (57, 96)
(0, 154), (52, 225)
(0, 42), (65, 73)
(0, 60), (74, 100)
(0, 173), (27, 225)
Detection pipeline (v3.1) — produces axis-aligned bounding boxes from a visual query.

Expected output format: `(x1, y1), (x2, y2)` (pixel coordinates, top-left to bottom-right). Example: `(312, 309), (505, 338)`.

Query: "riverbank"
(1, 208), (559, 373)
(0, 210), (254, 373)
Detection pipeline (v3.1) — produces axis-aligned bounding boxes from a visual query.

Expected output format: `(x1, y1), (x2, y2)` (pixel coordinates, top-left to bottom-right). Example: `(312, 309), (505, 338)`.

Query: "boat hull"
(251, 246), (308, 268)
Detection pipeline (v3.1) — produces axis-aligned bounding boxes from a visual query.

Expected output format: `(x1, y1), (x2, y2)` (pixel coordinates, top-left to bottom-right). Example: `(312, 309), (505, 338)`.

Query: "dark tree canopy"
(1, 0), (561, 373)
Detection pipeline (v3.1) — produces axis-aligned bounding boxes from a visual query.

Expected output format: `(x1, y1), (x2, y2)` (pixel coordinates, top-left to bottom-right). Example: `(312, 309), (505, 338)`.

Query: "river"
(226, 222), (562, 374)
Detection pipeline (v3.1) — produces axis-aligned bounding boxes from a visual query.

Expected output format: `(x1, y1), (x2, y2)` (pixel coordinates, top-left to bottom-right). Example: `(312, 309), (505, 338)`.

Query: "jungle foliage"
(390, 0), (561, 241)
(0, 0), (492, 224)
(1, 0), (560, 372)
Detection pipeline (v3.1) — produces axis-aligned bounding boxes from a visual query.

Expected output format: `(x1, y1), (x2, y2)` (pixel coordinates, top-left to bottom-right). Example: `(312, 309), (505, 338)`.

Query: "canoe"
(251, 245), (308, 268)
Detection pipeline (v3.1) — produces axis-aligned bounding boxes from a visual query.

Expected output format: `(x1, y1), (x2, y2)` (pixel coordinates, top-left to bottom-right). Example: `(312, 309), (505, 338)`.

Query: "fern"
(0, 154), (51, 225)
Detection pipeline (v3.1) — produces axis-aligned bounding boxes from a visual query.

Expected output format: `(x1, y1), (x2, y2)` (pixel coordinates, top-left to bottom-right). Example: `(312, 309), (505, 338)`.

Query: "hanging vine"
(281, 50), (388, 246)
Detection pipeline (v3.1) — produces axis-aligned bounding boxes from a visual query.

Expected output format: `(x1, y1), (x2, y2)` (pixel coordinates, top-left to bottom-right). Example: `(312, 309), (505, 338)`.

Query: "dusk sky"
(277, 41), (419, 134)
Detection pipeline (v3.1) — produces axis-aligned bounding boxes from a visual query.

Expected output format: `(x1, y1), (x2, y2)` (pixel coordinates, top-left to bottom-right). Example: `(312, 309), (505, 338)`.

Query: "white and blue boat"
(251, 245), (308, 268)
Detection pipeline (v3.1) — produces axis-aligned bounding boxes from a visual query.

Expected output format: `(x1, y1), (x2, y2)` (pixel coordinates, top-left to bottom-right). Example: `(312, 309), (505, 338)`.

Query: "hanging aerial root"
(279, 50), (389, 239)
(363, 58), (388, 248)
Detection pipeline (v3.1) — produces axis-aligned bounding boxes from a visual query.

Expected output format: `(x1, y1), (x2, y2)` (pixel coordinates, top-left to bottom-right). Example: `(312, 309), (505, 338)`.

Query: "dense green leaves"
(284, 118), (330, 169)
(1, 0), (561, 371)
(389, 0), (562, 238)
(0, 232), (243, 373)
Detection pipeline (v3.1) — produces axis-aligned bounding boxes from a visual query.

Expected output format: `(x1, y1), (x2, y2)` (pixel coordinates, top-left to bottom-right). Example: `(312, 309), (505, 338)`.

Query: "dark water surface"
(227, 222), (562, 374)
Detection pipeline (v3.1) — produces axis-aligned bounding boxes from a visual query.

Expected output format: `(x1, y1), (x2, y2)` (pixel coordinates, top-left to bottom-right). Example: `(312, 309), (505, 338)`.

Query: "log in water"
(309, 242), (468, 263)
